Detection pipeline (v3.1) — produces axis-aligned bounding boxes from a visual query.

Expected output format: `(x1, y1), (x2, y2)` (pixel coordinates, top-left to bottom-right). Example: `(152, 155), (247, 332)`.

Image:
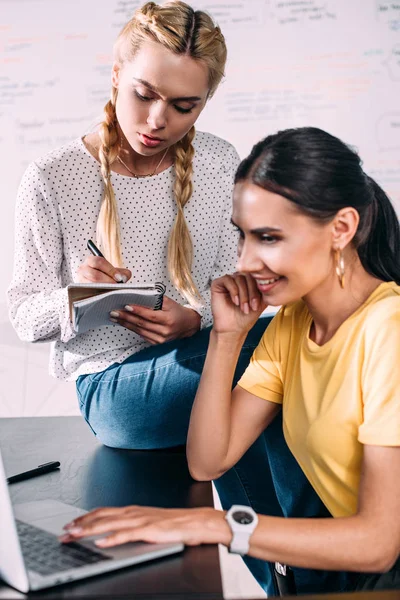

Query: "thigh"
(76, 316), (272, 449)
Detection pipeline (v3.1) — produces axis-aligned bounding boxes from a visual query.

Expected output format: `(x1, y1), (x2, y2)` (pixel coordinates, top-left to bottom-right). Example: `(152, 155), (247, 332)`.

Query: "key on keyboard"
(16, 519), (111, 576)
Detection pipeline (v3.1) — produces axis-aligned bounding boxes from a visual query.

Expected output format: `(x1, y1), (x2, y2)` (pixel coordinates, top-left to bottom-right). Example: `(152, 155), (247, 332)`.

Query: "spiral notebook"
(67, 282), (166, 334)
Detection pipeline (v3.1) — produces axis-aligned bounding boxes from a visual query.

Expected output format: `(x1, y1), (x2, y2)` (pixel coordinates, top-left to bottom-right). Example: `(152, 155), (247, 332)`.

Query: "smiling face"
(232, 181), (339, 306)
(111, 40), (209, 156)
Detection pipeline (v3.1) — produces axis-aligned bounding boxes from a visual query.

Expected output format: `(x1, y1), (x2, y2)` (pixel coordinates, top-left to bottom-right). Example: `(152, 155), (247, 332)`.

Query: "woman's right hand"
(77, 256), (132, 284)
(211, 273), (268, 337)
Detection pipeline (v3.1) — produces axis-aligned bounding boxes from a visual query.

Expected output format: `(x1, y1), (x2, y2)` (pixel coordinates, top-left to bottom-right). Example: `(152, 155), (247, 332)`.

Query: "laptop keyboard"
(16, 519), (111, 576)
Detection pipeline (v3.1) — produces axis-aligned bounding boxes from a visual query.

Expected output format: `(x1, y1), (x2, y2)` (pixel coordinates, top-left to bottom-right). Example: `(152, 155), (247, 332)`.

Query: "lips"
(139, 133), (164, 148)
(142, 133), (162, 141)
(254, 276), (283, 293)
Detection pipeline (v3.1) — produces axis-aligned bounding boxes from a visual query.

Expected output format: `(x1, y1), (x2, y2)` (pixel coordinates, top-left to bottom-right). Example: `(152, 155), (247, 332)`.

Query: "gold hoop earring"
(334, 248), (345, 289)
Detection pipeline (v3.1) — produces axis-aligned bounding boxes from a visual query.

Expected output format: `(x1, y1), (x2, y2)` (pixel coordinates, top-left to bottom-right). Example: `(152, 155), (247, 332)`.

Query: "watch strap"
(229, 530), (252, 555)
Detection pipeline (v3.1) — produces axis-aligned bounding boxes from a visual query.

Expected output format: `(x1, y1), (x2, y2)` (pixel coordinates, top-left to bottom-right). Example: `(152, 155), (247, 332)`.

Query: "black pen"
(87, 239), (105, 258)
(87, 239), (126, 284)
(7, 461), (61, 484)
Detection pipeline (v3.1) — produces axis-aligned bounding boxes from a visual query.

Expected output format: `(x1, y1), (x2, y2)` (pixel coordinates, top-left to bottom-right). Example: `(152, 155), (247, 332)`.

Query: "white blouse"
(7, 131), (240, 381)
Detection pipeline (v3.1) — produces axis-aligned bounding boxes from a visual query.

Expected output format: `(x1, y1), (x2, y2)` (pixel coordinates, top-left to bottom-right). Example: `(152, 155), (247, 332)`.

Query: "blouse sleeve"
(7, 162), (76, 343)
(191, 144), (241, 328)
(359, 298), (400, 446)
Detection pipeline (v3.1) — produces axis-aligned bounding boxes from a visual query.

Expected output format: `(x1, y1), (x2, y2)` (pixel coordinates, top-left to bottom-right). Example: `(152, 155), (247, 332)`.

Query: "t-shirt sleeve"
(237, 310), (284, 404)
(359, 298), (400, 446)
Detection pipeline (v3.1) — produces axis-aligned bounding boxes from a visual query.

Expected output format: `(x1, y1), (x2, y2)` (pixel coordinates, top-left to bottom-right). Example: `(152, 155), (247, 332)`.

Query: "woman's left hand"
(109, 296), (201, 344)
(60, 506), (231, 549)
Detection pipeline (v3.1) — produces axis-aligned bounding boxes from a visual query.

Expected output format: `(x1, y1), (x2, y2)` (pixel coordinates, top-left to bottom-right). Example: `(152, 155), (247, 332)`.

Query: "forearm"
(187, 329), (246, 480)
(247, 514), (394, 573)
(8, 286), (76, 344)
(206, 509), (394, 573)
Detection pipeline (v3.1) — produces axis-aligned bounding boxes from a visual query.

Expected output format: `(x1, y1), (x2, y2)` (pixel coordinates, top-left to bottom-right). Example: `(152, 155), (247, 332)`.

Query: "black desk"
(0, 416), (223, 599)
(1, 417), (399, 600)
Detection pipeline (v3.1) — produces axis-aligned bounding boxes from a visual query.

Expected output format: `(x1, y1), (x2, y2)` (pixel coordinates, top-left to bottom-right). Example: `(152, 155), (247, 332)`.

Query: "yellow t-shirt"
(238, 282), (400, 518)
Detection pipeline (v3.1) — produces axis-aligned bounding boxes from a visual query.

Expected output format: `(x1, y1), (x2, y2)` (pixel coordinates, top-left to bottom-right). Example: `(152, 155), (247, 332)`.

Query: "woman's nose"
(236, 241), (264, 273)
(147, 102), (167, 130)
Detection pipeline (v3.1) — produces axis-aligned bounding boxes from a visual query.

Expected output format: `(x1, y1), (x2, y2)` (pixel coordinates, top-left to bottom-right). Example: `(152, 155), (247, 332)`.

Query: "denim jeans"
(76, 318), (270, 449)
(76, 317), (359, 596)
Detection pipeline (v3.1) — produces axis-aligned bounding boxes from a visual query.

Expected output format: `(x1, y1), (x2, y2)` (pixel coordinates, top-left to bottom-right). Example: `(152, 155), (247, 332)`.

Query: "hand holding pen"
(76, 239), (132, 285)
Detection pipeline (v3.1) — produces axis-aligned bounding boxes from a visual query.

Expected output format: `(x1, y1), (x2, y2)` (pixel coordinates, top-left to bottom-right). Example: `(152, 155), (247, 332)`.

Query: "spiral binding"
(154, 282), (166, 310)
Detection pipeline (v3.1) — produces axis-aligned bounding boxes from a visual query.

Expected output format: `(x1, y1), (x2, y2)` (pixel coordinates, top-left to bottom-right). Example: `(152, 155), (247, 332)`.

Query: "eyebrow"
(230, 219), (282, 233)
(133, 78), (202, 102)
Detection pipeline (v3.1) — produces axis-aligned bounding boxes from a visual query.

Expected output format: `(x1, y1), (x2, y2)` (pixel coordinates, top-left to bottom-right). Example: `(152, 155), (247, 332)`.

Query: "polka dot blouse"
(7, 131), (240, 381)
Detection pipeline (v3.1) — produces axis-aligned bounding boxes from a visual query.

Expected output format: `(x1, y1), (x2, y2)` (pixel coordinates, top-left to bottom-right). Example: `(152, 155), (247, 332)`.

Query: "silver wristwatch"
(225, 505), (258, 555)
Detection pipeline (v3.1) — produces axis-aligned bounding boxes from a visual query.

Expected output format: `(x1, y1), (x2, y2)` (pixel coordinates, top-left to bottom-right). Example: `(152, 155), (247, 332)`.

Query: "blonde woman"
(8, 1), (273, 445)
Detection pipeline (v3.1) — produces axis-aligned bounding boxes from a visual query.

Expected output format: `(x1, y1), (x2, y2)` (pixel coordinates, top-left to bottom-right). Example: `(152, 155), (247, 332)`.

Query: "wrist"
(210, 328), (247, 350)
(225, 505), (259, 556)
(200, 508), (232, 546)
(184, 306), (201, 333)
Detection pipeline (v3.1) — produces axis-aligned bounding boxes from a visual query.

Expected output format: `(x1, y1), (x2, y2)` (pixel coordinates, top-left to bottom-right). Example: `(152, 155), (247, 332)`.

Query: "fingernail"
(251, 298), (259, 311)
(115, 273), (127, 283)
(66, 527), (82, 535)
(243, 302), (250, 314)
(95, 538), (108, 547)
(124, 305), (134, 312)
(110, 311), (119, 318)
(234, 295), (240, 306)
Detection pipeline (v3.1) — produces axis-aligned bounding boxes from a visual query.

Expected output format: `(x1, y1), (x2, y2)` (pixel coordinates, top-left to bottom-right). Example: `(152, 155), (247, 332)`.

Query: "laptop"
(0, 451), (184, 593)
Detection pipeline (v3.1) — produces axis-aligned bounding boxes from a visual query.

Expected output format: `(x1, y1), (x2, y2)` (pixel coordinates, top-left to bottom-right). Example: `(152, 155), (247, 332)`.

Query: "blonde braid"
(168, 125), (202, 306)
(96, 90), (123, 267)
(101, 1), (228, 294)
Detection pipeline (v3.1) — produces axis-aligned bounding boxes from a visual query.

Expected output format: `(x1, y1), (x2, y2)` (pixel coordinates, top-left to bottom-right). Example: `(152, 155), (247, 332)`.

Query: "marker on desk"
(87, 239), (127, 283)
(7, 461), (61, 484)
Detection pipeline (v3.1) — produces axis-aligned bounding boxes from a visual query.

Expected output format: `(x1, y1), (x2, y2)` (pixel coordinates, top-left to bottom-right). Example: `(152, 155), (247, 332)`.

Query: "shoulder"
(18, 138), (95, 200)
(33, 138), (88, 175)
(193, 131), (240, 172)
(363, 283), (400, 336)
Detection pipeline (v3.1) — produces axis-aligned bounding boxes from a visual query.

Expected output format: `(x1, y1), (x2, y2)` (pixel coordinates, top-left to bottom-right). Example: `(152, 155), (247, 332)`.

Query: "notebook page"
(73, 289), (161, 333)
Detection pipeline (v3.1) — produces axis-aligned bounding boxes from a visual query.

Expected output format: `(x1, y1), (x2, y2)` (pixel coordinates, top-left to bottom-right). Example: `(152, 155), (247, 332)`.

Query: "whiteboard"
(1, 0), (399, 416)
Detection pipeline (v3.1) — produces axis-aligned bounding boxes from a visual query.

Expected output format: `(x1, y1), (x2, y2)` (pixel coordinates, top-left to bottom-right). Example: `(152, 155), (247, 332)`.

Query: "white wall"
(1, 0), (399, 416)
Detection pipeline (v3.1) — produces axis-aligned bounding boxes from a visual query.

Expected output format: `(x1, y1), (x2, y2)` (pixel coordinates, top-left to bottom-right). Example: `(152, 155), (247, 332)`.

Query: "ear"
(111, 62), (121, 88)
(331, 207), (359, 250)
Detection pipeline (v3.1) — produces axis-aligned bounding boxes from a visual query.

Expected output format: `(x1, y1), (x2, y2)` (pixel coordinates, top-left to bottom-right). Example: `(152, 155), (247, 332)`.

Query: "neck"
(118, 128), (172, 176)
(304, 253), (383, 345)
(119, 145), (168, 174)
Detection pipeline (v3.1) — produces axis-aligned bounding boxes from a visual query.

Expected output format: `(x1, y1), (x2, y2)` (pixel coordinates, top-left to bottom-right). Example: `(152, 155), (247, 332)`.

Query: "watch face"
(232, 510), (254, 525)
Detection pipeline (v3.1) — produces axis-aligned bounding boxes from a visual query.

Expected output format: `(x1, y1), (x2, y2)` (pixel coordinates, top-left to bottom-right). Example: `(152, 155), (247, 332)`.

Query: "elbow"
(373, 550), (399, 574)
(11, 325), (38, 344)
(187, 460), (226, 482)
(188, 464), (216, 482)
(359, 545), (399, 574)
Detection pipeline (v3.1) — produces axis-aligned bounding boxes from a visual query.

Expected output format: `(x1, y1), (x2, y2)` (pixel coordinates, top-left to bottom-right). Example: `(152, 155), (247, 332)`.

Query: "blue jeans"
(76, 318), (269, 449)
(76, 317), (357, 596)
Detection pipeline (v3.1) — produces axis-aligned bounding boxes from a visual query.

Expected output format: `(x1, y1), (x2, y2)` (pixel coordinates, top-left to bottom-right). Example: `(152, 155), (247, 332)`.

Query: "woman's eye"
(232, 225), (244, 238)
(174, 105), (193, 114)
(260, 235), (277, 243)
(135, 91), (152, 102)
